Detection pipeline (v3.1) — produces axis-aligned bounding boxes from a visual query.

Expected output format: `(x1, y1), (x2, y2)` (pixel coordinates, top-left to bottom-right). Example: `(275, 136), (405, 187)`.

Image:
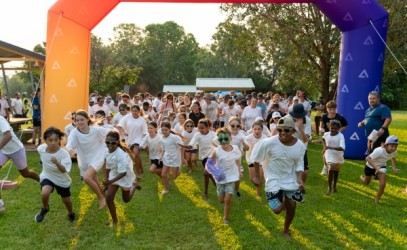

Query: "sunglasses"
(230, 124), (240, 128)
(195, 96), (201, 98)
(105, 141), (119, 146)
(119, 109), (126, 111)
(277, 128), (293, 133)
(186, 125), (194, 128)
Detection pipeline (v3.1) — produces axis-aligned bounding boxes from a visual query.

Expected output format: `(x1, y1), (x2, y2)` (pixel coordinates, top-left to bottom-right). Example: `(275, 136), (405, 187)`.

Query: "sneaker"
(0, 199), (5, 212)
(236, 191), (241, 197)
(223, 219), (230, 225)
(35, 208), (49, 222)
(320, 166), (328, 176)
(68, 213), (75, 222)
(133, 182), (142, 190)
(161, 190), (169, 195)
(291, 190), (304, 203)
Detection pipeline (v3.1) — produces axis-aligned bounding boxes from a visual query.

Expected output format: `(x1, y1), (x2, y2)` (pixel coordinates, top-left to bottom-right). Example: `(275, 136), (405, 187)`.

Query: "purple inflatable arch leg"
(315, 0), (388, 159)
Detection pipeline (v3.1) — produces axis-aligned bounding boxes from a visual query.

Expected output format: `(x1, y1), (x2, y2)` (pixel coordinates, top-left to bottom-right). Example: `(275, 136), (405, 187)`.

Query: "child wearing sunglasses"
(180, 119), (198, 173)
(322, 120), (345, 195)
(180, 118), (217, 200)
(35, 127), (74, 223)
(103, 130), (140, 225)
(210, 128), (242, 224)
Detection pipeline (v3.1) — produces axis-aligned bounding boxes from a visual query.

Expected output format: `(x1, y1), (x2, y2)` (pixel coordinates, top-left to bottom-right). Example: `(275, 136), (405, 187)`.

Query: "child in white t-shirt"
(140, 121), (163, 177)
(160, 122), (183, 194)
(35, 127), (74, 223)
(322, 120), (345, 195)
(210, 127), (241, 224)
(180, 119), (198, 172)
(360, 135), (399, 204)
(180, 118), (217, 200)
(103, 130), (140, 225)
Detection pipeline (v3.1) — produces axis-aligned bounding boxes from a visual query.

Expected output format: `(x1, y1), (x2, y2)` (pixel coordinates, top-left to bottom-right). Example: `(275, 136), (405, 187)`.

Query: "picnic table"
(9, 117), (32, 131)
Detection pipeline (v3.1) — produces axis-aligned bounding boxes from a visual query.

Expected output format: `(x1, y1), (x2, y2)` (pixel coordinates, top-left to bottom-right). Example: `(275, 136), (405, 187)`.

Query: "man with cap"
(202, 93), (219, 125)
(289, 103), (312, 193)
(251, 116), (305, 238)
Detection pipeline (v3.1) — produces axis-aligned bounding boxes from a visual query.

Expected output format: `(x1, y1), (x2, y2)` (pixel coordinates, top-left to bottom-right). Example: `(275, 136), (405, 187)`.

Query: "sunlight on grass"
(324, 211), (381, 246)
(352, 211), (407, 246)
(239, 182), (262, 202)
(245, 210), (272, 238)
(157, 182), (163, 202)
(314, 211), (361, 249)
(175, 174), (241, 249)
(339, 180), (376, 198)
(76, 185), (95, 226)
(112, 201), (135, 236)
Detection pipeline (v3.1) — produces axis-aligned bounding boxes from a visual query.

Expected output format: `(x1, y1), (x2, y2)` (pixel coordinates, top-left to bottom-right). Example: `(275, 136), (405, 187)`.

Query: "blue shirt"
(364, 103), (391, 136)
(32, 96), (41, 119)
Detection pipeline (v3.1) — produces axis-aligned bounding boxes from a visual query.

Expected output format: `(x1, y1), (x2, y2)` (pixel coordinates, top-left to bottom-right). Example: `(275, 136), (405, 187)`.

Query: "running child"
(210, 127), (242, 224)
(160, 122), (183, 194)
(103, 130), (140, 225)
(180, 118), (217, 200)
(140, 121), (163, 177)
(245, 121), (268, 197)
(360, 135), (399, 204)
(35, 127), (74, 222)
(180, 119), (198, 172)
(322, 120), (345, 195)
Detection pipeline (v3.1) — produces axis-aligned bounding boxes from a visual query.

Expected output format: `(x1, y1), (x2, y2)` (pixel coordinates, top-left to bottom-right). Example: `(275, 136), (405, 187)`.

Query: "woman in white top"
(241, 96), (262, 131)
(66, 110), (108, 209)
(221, 100), (239, 127)
(160, 122), (183, 194)
(36, 127), (74, 222)
(117, 105), (148, 180)
(103, 130), (139, 225)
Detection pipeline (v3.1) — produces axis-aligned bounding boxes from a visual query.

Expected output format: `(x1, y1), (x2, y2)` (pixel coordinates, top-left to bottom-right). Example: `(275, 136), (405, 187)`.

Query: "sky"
(1, 0), (227, 51)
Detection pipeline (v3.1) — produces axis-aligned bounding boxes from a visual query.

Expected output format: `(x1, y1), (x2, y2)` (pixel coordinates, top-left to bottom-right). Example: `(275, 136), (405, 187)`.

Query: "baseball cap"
(289, 103), (307, 118)
(255, 116), (264, 122)
(204, 94), (212, 99)
(385, 135), (399, 145)
(272, 112), (281, 119)
(277, 116), (296, 130)
(293, 96), (299, 101)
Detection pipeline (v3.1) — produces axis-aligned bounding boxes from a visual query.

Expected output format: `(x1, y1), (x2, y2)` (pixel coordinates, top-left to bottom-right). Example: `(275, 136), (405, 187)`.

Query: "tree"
(221, 3), (341, 101)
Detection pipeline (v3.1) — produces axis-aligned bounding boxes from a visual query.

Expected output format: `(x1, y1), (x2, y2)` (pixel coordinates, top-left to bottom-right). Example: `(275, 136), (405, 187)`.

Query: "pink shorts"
(0, 148), (27, 170)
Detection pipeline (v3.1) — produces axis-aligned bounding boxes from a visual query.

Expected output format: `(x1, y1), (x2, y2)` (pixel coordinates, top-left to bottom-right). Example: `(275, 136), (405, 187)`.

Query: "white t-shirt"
(111, 112), (128, 127)
(218, 102), (228, 122)
(152, 97), (162, 112)
(11, 99), (23, 115)
(161, 133), (183, 167)
(105, 147), (135, 188)
(37, 144), (72, 188)
(0, 116), (24, 154)
(247, 125), (272, 137)
(202, 101), (219, 122)
(140, 133), (162, 160)
(90, 104), (111, 118)
(66, 126), (108, 175)
(181, 128), (198, 145)
(245, 133), (268, 165)
(366, 147), (397, 169)
(117, 115), (148, 145)
(213, 145), (241, 184)
(189, 131), (217, 159)
(242, 106), (262, 130)
(323, 132), (345, 164)
(222, 106), (239, 126)
(250, 135), (306, 193)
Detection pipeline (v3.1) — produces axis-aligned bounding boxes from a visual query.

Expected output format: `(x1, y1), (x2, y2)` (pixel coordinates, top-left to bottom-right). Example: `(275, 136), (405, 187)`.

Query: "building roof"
(0, 40), (45, 70)
(196, 78), (255, 91)
(163, 85), (197, 94)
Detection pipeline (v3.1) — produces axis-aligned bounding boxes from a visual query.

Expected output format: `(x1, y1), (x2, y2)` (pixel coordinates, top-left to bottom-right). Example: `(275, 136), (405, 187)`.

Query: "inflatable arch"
(45, 0), (388, 158)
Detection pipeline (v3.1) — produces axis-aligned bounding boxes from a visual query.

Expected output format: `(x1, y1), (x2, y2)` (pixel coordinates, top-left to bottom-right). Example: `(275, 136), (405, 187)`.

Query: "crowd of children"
(0, 90), (403, 236)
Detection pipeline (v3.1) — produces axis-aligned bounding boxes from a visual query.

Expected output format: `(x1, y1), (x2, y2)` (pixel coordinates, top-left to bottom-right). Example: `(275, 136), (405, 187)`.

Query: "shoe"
(68, 213), (76, 222)
(291, 190), (304, 203)
(223, 219), (230, 224)
(35, 208), (49, 222)
(236, 191), (241, 197)
(320, 166), (328, 176)
(133, 182), (142, 190)
(161, 190), (169, 195)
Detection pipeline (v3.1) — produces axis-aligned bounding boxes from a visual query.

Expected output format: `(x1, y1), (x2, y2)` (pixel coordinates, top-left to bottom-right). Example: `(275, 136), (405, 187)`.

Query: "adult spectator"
(31, 90), (41, 148)
(202, 93), (219, 123)
(11, 92), (25, 118)
(0, 90), (10, 121)
(358, 91), (392, 153)
(297, 91), (312, 116)
(256, 94), (268, 118)
(152, 93), (163, 113)
(90, 96), (111, 123)
(251, 116), (305, 238)
(241, 96), (262, 131)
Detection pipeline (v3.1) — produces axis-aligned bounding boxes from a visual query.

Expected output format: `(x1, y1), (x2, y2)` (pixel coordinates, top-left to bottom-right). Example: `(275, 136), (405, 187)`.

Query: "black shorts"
(303, 150), (309, 170)
(40, 178), (71, 198)
(201, 157), (208, 168)
(33, 118), (41, 127)
(150, 159), (163, 169)
(185, 148), (198, 154)
(364, 165), (386, 176)
(249, 163), (254, 168)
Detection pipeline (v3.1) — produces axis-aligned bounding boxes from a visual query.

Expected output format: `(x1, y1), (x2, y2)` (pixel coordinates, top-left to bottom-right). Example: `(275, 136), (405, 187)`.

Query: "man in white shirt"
(202, 94), (219, 123)
(0, 91), (10, 120)
(251, 116), (305, 238)
(90, 96), (111, 122)
(11, 92), (24, 118)
(152, 93), (163, 113)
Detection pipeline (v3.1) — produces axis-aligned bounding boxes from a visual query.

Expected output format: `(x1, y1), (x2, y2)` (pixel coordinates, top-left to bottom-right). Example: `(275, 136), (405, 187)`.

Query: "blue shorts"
(266, 189), (303, 210)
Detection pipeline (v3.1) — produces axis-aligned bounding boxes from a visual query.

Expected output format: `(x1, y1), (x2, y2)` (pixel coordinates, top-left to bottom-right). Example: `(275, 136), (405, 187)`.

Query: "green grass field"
(1, 111), (406, 249)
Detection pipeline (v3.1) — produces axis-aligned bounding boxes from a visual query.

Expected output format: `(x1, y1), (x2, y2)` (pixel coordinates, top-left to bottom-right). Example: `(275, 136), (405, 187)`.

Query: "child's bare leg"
(62, 196), (74, 215)
(333, 170), (339, 192)
(326, 167), (334, 195)
(375, 173), (387, 203)
(223, 193), (232, 223)
(106, 184), (120, 224)
(161, 166), (170, 193)
(83, 167), (105, 209)
(41, 185), (53, 209)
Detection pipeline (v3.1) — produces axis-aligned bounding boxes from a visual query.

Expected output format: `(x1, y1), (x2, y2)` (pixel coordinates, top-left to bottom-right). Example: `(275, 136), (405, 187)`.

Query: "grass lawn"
(1, 111), (406, 249)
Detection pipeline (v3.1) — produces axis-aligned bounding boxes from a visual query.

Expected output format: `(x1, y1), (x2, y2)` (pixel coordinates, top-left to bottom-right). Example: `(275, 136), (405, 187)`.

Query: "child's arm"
(236, 159), (242, 179)
(240, 138), (250, 151)
(390, 157), (399, 174)
(51, 157), (67, 173)
(366, 156), (382, 172)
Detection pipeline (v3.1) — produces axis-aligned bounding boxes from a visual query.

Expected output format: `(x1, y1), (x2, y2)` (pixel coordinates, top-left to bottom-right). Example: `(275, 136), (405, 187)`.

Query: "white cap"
(272, 112), (281, 119)
(255, 116), (264, 122)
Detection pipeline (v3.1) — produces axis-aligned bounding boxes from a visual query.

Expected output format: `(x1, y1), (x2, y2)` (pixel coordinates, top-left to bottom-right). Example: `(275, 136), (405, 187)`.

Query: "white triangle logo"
(52, 61), (61, 70)
(344, 53), (353, 62)
(362, 0), (371, 4)
(326, 0), (336, 3)
(67, 78), (77, 87)
(64, 111), (72, 120)
(343, 12), (353, 22)
(359, 70), (369, 78)
(382, 18), (388, 28)
(363, 36), (374, 45)
(341, 85), (349, 93)
(54, 27), (64, 37)
(377, 53), (384, 62)
(70, 46), (80, 55)
(350, 132), (360, 141)
(354, 102), (364, 110)
(374, 85), (380, 93)
(49, 95), (58, 103)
